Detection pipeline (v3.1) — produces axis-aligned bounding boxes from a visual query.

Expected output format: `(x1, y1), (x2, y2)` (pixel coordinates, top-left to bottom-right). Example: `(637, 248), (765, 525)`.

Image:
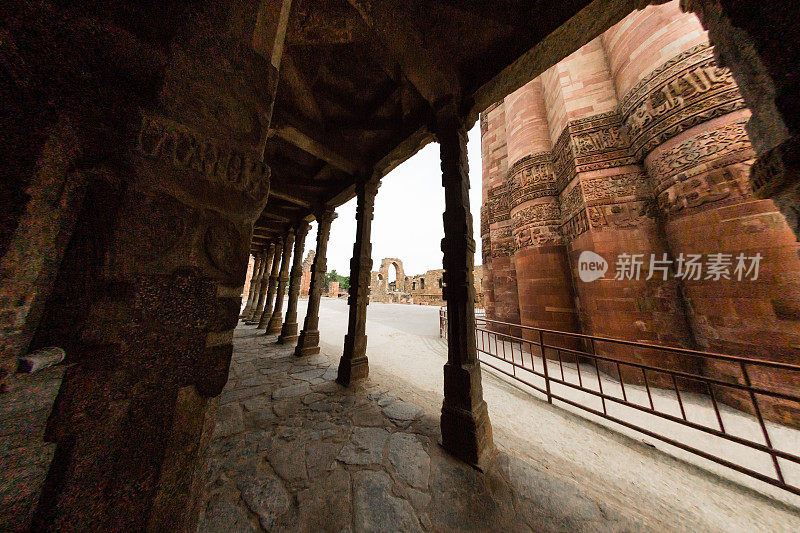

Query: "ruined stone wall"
(481, 0), (800, 402)
(367, 259), (483, 306)
(300, 250), (314, 296)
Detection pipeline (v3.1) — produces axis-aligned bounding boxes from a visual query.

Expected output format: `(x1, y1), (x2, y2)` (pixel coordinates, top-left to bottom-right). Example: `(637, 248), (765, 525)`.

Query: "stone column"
(256, 238), (283, 328)
(240, 252), (263, 318)
(26, 0), (295, 527)
(266, 229), (295, 334)
(436, 102), (494, 468)
(246, 242), (274, 324)
(278, 222), (310, 343)
(296, 208), (337, 357)
(504, 80), (579, 340)
(337, 176), (380, 385)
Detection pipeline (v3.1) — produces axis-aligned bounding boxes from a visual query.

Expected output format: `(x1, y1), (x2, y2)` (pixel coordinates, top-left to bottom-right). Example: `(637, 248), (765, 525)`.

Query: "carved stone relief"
(508, 152), (558, 205)
(487, 183), (511, 224)
(647, 119), (753, 188)
(136, 114), (271, 200)
(552, 112), (636, 192)
(620, 44), (746, 158)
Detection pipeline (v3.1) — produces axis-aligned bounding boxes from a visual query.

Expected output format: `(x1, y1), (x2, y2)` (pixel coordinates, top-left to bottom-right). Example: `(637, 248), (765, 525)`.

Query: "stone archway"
(379, 258), (405, 293)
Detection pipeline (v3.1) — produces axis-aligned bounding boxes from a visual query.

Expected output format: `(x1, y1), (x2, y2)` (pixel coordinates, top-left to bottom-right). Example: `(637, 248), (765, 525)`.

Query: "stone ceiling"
(252, 0), (645, 249)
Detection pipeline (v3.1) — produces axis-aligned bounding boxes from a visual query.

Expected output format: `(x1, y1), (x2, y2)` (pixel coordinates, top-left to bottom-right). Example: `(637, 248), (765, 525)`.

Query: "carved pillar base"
(266, 313), (284, 334)
(441, 363), (495, 469)
(337, 333), (370, 384)
(276, 326), (298, 344)
(295, 329), (321, 356)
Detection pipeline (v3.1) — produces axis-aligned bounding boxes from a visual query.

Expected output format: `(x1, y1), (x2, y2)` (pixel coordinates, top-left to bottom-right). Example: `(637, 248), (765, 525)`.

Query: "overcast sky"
(304, 124), (482, 279)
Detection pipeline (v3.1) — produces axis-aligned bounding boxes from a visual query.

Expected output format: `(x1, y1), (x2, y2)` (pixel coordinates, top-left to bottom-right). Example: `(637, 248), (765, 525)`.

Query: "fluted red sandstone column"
(505, 80), (578, 340)
(483, 101), (520, 333)
(479, 113), (495, 322)
(541, 37), (694, 382)
(606, 1), (800, 422)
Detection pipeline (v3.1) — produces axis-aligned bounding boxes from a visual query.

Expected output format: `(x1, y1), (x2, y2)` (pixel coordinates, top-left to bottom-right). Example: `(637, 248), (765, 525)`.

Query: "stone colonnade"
(481, 1), (800, 419)
(3, 0), (800, 528)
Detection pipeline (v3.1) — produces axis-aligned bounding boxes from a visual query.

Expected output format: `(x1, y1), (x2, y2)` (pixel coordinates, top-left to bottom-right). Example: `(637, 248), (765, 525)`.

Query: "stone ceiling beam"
(269, 184), (313, 208)
(281, 51), (325, 124)
(345, 0), (459, 105)
(270, 125), (361, 174)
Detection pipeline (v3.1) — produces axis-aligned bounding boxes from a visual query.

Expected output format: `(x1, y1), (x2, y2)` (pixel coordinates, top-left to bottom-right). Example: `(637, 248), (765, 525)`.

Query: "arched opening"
(388, 262), (399, 291)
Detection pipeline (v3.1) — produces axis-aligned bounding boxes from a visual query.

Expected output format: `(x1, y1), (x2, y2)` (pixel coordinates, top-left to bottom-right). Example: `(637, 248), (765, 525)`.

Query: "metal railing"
(439, 307), (800, 497)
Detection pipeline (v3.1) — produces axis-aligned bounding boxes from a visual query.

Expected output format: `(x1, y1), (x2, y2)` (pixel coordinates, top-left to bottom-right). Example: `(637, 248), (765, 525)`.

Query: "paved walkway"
(197, 304), (800, 532)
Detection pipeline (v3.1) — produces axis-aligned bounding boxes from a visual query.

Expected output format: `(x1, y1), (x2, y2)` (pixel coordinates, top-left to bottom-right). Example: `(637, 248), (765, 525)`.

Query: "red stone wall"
(480, 0), (800, 408)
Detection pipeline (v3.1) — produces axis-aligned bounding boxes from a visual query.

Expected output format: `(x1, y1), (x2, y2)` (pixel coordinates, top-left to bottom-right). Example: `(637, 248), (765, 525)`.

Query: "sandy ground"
(304, 298), (800, 518)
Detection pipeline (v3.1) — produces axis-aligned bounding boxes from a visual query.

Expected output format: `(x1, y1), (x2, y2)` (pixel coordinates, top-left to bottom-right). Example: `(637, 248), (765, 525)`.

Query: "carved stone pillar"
(256, 238), (282, 329)
(266, 229), (295, 334)
(278, 222), (310, 343)
(435, 103), (494, 468)
(296, 208), (337, 357)
(22, 1), (295, 528)
(337, 176), (380, 385)
(246, 244), (274, 323)
(241, 252), (263, 318)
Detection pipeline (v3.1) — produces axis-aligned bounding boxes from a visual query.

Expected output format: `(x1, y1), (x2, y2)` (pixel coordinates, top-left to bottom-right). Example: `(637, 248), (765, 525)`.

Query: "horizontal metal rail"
(439, 307), (800, 498)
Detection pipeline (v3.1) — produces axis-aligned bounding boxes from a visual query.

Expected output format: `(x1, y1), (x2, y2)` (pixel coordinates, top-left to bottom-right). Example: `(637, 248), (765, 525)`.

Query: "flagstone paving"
(197, 323), (800, 532)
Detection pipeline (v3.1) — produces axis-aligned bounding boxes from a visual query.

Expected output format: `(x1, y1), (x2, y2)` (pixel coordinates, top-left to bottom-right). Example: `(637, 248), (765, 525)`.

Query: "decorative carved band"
(580, 171), (650, 204)
(487, 183), (510, 224)
(136, 114), (270, 200)
(619, 44), (745, 158)
(587, 201), (652, 229)
(560, 209), (590, 241)
(647, 119), (753, 192)
(489, 225), (515, 257)
(511, 202), (563, 249)
(508, 152), (558, 205)
(552, 112), (636, 192)
(558, 181), (585, 222)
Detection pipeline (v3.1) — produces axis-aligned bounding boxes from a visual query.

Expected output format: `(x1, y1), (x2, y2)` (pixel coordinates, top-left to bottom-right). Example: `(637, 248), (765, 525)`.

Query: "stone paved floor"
(196, 322), (800, 532)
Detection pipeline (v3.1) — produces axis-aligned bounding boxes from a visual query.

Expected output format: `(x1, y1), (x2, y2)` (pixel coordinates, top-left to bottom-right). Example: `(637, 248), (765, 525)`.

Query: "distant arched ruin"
(369, 257), (483, 305)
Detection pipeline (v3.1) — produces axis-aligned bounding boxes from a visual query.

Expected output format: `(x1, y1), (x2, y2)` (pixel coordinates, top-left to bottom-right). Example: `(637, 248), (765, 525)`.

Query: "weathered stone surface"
(305, 441), (343, 479)
(336, 427), (389, 465)
(198, 491), (255, 533)
(16, 347), (65, 373)
(235, 460), (292, 531)
(352, 405), (387, 427)
(388, 433), (430, 489)
(353, 471), (422, 533)
(213, 404), (244, 439)
(272, 382), (310, 399)
(297, 467), (351, 532)
(382, 400), (424, 427)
